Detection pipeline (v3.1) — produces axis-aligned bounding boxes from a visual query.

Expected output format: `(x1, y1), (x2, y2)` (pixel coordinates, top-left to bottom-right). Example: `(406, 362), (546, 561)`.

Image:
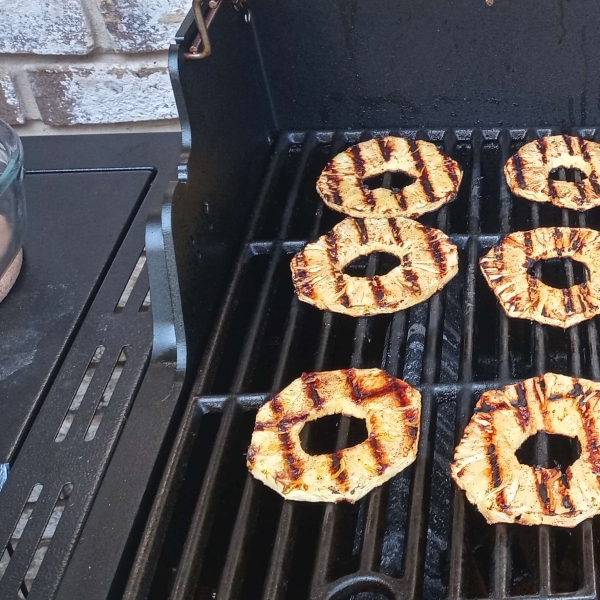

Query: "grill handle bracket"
(185, 0), (214, 60)
(185, 0), (249, 60)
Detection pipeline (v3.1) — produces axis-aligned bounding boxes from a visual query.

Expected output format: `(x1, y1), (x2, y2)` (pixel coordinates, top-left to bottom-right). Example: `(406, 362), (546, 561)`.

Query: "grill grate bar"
(401, 130), (453, 596)
(215, 297), (303, 600)
(261, 132), (347, 600)
(310, 258), (382, 596)
(230, 136), (317, 394)
(449, 129), (483, 599)
(491, 128), (519, 600)
(248, 233), (502, 256)
(356, 168), (398, 575)
(168, 398), (240, 600)
(215, 476), (262, 600)
(311, 134), (408, 597)
(528, 132), (552, 600)
(570, 167), (598, 598)
(261, 314), (335, 600)
(358, 294), (411, 575)
(217, 133), (328, 600)
(169, 134), (317, 600)
(137, 134), (292, 600)
(311, 131), (385, 594)
(196, 378), (541, 411)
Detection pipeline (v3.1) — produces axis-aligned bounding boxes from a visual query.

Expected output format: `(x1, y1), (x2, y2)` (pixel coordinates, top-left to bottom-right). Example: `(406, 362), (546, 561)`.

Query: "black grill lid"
(251, 0), (600, 131)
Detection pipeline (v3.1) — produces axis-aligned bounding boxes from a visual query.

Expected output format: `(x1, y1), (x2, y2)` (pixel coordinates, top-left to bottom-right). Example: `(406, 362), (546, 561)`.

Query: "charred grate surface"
(143, 128), (600, 600)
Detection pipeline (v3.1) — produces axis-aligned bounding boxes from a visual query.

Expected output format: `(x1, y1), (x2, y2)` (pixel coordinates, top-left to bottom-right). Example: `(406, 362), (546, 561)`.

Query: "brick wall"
(0, 0), (188, 134)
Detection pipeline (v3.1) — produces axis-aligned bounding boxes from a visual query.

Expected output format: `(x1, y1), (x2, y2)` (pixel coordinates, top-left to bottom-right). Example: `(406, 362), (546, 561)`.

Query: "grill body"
(127, 3), (600, 600)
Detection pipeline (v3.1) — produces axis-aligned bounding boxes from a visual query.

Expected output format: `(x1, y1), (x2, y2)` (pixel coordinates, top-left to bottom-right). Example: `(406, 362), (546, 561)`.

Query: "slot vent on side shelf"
(17, 483), (72, 599)
(84, 347), (131, 442)
(0, 484), (44, 587)
(115, 250), (146, 313)
(55, 346), (106, 443)
(139, 289), (151, 312)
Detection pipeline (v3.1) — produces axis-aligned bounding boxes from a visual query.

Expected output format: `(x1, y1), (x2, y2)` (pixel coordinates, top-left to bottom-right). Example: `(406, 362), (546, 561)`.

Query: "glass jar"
(0, 119), (25, 300)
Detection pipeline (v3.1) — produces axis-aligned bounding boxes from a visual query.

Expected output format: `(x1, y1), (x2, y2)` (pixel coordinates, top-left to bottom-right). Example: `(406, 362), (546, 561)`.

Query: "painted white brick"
(97, 0), (188, 52)
(29, 65), (178, 126)
(0, 72), (25, 125)
(0, 0), (93, 55)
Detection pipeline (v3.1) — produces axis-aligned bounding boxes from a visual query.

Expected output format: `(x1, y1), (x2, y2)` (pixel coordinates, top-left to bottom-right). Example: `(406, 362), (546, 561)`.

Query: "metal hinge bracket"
(185, 0), (250, 60)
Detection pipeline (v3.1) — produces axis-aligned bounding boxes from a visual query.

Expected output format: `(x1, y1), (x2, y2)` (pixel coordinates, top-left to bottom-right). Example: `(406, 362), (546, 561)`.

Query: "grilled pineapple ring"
(480, 227), (600, 329)
(452, 374), (600, 527)
(505, 135), (600, 211)
(317, 136), (462, 218)
(247, 369), (421, 503)
(291, 217), (459, 317)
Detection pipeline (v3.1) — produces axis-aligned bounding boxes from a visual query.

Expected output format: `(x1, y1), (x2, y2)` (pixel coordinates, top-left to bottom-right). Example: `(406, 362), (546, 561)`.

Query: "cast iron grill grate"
(144, 128), (600, 600)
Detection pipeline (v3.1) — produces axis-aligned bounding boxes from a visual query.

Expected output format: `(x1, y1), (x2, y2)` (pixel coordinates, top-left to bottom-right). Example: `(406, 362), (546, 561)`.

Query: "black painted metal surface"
(0, 133), (183, 600)
(0, 169), (152, 465)
(251, 0), (600, 131)
(127, 127), (600, 600)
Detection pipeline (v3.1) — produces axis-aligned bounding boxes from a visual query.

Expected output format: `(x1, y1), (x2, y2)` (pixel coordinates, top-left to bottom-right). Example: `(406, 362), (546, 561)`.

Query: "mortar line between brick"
(11, 71), (42, 121)
(79, 0), (115, 52)
(0, 51), (170, 69)
(14, 118), (181, 136)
